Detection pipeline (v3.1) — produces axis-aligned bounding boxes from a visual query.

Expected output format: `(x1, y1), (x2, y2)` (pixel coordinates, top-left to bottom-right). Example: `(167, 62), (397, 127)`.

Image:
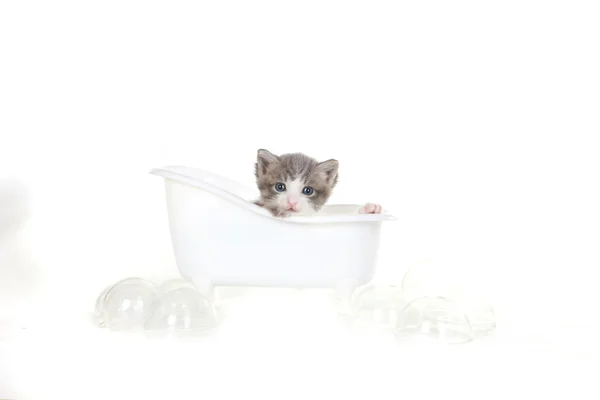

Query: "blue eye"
(275, 183), (286, 192)
(303, 186), (314, 196)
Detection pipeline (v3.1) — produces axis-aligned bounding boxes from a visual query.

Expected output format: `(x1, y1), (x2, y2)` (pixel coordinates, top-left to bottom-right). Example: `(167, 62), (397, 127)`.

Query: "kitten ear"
(256, 149), (280, 176)
(315, 159), (339, 186)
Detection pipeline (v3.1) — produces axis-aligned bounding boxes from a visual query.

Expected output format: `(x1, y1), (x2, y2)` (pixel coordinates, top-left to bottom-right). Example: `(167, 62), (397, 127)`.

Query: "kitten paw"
(359, 203), (383, 214)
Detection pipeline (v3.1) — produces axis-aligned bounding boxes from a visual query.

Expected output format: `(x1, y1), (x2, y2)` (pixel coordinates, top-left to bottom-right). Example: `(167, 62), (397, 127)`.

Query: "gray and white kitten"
(253, 149), (383, 218)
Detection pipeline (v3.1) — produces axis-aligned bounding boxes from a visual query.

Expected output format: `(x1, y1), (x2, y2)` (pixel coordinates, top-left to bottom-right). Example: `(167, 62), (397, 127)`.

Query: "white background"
(1, 0), (599, 398)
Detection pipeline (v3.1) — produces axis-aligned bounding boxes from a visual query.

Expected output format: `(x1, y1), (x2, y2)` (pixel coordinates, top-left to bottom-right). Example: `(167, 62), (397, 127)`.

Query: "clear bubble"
(399, 258), (497, 338)
(351, 285), (406, 328)
(464, 301), (496, 334)
(144, 287), (219, 333)
(395, 296), (474, 344)
(95, 278), (158, 331)
(95, 278), (219, 334)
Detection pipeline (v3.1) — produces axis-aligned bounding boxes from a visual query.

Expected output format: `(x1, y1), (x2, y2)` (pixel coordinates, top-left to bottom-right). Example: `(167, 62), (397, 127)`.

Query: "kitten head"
(254, 149), (339, 217)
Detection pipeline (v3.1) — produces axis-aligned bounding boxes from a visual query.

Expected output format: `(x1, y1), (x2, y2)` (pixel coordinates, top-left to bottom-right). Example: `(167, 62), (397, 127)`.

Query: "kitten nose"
(287, 197), (298, 209)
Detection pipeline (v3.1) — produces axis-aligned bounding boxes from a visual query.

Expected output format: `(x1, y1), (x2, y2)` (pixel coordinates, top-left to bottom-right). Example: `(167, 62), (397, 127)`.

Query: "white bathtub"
(150, 166), (396, 303)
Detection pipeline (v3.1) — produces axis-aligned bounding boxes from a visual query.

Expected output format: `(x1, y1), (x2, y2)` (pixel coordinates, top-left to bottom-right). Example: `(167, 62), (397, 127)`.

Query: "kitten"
(253, 149), (383, 217)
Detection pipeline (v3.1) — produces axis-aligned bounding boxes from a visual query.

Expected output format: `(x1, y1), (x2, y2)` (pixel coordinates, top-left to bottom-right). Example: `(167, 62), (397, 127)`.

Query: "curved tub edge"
(150, 167), (397, 224)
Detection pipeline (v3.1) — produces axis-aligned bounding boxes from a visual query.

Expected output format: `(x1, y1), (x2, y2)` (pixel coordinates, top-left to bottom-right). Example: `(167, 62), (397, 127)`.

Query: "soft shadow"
(0, 180), (35, 329)
(0, 179), (29, 241)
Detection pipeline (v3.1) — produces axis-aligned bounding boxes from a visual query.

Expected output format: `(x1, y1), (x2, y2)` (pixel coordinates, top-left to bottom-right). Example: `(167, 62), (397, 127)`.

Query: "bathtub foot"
(191, 277), (216, 302)
(335, 279), (359, 316)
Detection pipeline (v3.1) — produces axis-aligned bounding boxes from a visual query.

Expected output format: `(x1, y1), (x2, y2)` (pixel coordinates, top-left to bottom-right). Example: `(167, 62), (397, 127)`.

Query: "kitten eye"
(274, 182), (286, 192)
(302, 186), (314, 196)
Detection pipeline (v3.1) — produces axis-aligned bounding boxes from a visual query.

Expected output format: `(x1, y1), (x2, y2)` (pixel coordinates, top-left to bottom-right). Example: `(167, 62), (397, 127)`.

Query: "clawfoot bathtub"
(150, 166), (396, 308)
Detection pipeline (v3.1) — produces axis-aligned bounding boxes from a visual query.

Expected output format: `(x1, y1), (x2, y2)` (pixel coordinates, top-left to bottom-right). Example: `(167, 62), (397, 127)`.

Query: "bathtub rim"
(150, 166), (397, 224)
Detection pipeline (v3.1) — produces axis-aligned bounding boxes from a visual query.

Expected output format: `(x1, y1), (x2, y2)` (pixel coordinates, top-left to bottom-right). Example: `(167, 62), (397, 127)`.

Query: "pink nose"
(288, 198), (298, 209)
